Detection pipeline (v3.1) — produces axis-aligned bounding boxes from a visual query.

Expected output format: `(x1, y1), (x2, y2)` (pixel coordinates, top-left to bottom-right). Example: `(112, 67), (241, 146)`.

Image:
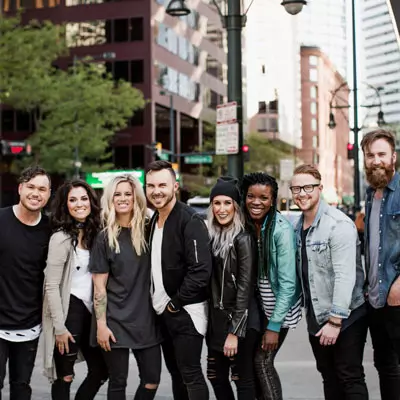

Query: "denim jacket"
(365, 172), (400, 307)
(294, 200), (365, 324)
(260, 212), (301, 332)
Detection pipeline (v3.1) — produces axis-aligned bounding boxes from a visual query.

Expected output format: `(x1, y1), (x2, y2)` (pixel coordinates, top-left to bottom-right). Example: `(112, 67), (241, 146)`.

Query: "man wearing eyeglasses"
(290, 164), (368, 400)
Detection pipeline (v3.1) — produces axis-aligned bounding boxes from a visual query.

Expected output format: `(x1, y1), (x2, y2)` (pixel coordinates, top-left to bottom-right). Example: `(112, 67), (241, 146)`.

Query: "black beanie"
(210, 176), (241, 204)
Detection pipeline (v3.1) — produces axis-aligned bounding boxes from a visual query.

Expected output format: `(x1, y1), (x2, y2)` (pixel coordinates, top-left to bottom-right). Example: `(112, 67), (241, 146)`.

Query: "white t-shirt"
(151, 225), (208, 336)
(71, 247), (93, 312)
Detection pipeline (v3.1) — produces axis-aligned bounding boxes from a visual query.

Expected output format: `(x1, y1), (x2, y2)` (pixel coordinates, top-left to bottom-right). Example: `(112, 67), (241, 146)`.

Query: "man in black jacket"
(146, 161), (212, 400)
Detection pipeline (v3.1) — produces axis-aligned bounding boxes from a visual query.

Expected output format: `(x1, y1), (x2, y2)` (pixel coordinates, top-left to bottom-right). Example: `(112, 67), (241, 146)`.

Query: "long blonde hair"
(101, 174), (147, 255)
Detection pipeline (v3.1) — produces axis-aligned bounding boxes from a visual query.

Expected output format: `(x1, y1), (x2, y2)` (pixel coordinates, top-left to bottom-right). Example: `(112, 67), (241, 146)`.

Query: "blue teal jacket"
(259, 212), (301, 332)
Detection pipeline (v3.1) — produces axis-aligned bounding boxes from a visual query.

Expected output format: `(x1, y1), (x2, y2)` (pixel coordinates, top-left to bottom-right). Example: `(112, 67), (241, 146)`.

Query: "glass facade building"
(1, 0), (226, 175)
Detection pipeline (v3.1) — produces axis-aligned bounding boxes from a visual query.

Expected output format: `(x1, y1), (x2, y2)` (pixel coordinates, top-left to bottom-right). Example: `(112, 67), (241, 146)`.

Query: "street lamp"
(72, 52), (116, 178)
(166, 0), (191, 16)
(281, 0), (307, 15)
(166, 0), (307, 179)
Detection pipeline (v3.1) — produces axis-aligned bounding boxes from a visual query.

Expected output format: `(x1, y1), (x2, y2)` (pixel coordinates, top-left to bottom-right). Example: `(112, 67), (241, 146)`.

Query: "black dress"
(89, 228), (162, 349)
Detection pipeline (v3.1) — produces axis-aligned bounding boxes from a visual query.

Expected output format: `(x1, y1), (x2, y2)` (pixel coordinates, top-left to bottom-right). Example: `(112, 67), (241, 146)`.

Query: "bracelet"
(327, 320), (342, 328)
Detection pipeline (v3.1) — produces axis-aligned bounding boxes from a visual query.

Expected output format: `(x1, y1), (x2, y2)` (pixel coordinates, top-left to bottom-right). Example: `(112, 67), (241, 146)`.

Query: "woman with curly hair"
(241, 172), (302, 400)
(90, 174), (162, 400)
(42, 180), (108, 399)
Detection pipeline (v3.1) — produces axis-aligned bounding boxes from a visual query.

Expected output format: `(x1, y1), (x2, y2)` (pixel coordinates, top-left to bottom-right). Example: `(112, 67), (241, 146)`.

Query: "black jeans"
(51, 295), (108, 400)
(309, 315), (369, 400)
(254, 328), (288, 400)
(368, 303), (400, 400)
(160, 308), (209, 400)
(0, 336), (39, 400)
(207, 328), (258, 400)
(102, 345), (161, 400)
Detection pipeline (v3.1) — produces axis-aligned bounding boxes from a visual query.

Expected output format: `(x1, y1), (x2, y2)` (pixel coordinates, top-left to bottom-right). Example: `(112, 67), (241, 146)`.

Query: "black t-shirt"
(0, 207), (51, 330)
(89, 228), (162, 349)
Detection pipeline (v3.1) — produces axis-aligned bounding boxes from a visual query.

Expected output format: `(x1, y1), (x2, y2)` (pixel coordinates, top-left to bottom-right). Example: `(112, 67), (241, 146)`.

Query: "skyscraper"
(297, 0), (348, 78)
(361, 0), (400, 125)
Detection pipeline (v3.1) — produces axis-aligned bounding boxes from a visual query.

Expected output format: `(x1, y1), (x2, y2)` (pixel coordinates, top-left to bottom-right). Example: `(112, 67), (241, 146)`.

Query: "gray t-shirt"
(368, 197), (382, 308)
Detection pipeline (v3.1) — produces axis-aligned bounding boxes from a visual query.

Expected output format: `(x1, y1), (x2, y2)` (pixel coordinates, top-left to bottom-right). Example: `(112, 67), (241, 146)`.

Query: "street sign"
(184, 155), (213, 164)
(159, 153), (169, 161)
(280, 159), (295, 181)
(216, 102), (237, 124)
(216, 123), (239, 155)
(86, 170), (145, 189)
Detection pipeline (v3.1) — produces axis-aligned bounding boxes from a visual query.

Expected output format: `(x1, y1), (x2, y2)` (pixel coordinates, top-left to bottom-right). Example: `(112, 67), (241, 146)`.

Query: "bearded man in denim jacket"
(361, 129), (400, 400)
(291, 164), (368, 400)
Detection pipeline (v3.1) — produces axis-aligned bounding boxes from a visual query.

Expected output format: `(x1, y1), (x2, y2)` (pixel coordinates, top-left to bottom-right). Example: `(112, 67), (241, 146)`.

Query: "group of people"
(0, 128), (399, 400)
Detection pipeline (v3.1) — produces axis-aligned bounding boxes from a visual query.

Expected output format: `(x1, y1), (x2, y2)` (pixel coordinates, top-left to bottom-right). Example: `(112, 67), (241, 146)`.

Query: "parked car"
(187, 196), (209, 220)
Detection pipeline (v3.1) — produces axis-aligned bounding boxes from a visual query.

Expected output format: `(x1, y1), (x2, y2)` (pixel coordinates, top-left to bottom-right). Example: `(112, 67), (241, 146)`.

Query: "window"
(66, 21), (107, 47)
(16, 111), (31, 131)
(114, 19), (129, 42)
(310, 102), (317, 115)
(131, 109), (144, 126)
(130, 60), (144, 84)
(309, 69), (318, 82)
(258, 101), (267, 114)
(130, 18), (143, 41)
(310, 86), (317, 99)
(114, 61), (129, 81)
(311, 118), (317, 132)
(1, 110), (14, 132)
(312, 135), (318, 149)
(257, 117), (267, 132)
(309, 55), (318, 66)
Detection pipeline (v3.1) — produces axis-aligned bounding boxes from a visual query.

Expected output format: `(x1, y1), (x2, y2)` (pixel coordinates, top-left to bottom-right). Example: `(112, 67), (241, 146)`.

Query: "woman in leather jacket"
(206, 177), (259, 400)
(241, 172), (302, 400)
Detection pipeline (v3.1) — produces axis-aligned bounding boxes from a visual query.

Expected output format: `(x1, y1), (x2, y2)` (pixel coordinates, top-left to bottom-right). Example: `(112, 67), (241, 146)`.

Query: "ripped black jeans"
(254, 328), (288, 400)
(52, 295), (108, 400)
(207, 329), (259, 400)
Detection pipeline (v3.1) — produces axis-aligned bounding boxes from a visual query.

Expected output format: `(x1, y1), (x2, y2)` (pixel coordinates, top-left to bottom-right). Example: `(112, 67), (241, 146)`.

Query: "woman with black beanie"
(206, 176), (259, 400)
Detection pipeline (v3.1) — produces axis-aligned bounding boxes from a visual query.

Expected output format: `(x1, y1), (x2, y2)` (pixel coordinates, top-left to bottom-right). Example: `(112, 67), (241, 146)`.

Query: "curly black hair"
(241, 172), (279, 278)
(50, 180), (100, 250)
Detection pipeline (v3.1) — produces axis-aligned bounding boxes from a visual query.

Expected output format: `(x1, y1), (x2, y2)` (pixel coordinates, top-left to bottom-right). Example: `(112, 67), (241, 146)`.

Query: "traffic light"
(347, 143), (354, 160)
(0, 140), (32, 156)
(242, 144), (250, 162)
(150, 142), (162, 159)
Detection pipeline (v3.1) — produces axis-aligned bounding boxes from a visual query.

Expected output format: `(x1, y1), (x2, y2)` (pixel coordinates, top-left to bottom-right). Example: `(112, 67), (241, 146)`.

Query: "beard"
(365, 161), (394, 189)
(149, 190), (175, 210)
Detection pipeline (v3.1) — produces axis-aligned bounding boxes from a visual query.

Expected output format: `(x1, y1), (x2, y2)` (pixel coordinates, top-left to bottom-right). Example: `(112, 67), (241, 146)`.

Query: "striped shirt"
(258, 277), (302, 329)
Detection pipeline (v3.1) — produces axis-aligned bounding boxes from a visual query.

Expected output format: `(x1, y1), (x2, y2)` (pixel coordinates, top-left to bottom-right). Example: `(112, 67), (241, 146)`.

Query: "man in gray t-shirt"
(367, 197), (381, 308)
(362, 129), (400, 400)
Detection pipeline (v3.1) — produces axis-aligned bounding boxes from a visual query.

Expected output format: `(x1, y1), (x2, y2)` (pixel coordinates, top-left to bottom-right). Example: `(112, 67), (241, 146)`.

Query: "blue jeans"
(0, 337), (39, 400)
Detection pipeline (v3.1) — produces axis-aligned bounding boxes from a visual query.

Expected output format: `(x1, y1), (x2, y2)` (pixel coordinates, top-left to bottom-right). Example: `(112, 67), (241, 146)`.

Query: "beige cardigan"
(42, 230), (77, 381)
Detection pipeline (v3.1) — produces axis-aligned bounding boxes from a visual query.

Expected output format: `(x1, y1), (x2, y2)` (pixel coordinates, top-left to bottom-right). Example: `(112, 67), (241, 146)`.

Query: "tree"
(183, 129), (295, 197)
(0, 15), (146, 175)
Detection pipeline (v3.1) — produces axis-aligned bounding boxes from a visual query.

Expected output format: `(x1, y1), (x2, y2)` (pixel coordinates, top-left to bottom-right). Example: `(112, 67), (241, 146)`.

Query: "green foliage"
(184, 129), (295, 196)
(1, 14), (145, 175)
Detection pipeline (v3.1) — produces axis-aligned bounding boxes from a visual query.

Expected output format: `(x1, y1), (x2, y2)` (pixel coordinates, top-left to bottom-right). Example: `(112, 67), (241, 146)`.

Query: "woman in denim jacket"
(241, 172), (301, 400)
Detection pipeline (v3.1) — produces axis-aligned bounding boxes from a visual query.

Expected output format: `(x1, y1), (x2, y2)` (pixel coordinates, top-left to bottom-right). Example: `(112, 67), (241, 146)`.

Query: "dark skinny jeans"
(51, 295), (108, 400)
(207, 328), (259, 400)
(254, 328), (288, 400)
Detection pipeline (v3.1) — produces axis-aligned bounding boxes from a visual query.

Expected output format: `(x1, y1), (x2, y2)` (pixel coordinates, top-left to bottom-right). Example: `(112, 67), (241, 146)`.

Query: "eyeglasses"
(289, 184), (320, 194)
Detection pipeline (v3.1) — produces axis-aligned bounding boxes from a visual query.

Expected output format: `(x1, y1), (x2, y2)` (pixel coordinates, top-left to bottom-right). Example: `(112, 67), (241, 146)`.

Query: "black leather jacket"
(209, 231), (256, 339)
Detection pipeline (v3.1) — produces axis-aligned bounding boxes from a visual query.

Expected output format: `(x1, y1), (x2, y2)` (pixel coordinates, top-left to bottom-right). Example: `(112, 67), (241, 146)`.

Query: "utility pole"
(352, 0), (361, 210)
(226, 0), (244, 179)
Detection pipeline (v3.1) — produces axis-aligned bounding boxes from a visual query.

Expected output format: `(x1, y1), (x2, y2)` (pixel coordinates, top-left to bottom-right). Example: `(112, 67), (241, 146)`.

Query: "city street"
(3, 320), (380, 400)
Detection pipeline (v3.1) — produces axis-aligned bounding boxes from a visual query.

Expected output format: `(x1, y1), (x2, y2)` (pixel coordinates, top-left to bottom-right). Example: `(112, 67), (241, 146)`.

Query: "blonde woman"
(89, 174), (162, 400)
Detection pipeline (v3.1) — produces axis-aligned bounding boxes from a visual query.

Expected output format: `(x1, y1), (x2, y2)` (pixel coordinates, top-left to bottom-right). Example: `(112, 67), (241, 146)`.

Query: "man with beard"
(291, 164), (368, 400)
(0, 166), (51, 400)
(145, 161), (212, 400)
(361, 129), (400, 400)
